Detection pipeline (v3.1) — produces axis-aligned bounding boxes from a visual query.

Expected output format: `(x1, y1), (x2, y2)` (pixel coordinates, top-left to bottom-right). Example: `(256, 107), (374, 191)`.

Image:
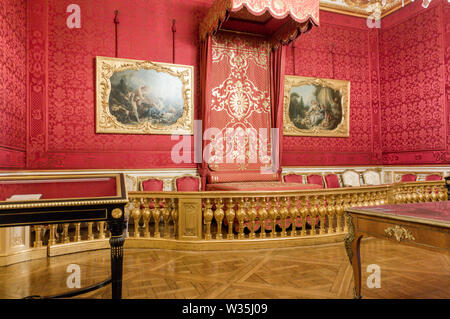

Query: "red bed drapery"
(199, 0), (320, 189)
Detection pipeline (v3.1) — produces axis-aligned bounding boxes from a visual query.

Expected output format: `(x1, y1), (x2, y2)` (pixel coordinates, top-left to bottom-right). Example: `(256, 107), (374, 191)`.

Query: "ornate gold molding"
(344, 212), (355, 263)
(384, 225), (415, 242)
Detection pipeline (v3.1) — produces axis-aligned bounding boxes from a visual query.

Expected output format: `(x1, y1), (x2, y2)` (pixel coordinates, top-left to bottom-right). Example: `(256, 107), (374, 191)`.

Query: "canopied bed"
(198, 0), (321, 191)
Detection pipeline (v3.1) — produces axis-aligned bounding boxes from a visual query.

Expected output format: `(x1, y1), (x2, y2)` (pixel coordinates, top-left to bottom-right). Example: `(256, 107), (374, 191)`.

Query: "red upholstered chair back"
(306, 174), (324, 188)
(401, 174), (417, 182)
(425, 174), (442, 181)
(283, 174), (303, 184)
(175, 176), (201, 191)
(140, 178), (164, 191)
(324, 174), (341, 188)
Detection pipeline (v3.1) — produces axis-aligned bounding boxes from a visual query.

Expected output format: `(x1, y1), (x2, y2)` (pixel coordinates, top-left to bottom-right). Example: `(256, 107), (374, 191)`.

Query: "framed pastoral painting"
(283, 75), (350, 137)
(96, 56), (194, 135)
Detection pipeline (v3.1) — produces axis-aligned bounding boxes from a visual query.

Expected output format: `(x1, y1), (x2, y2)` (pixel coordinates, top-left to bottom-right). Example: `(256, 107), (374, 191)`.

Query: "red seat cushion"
(176, 176), (200, 191)
(306, 174), (324, 188)
(283, 174), (303, 183)
(425, 174), (442, 181)
(401, 174), (417, 182)
(324, 174), (341, 188)
(141, 178), (164, 191)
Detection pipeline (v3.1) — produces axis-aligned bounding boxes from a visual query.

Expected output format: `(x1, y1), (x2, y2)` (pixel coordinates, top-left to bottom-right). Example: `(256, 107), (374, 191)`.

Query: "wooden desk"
(344, 201), (449, 299)
(0, 173), (128, 299)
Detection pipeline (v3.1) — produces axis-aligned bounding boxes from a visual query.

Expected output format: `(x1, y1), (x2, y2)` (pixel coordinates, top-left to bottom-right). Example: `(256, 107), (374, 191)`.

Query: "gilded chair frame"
(361, 169), (382, 186)
(304, 173), (325, 188)
(341, 169), (361, 187)
(137, 176), (166, 191)
(173, 175), (202, 192)
(281, 172), (305, 184)
(323, 172), (343, 188)
(393, 171), (443, 183)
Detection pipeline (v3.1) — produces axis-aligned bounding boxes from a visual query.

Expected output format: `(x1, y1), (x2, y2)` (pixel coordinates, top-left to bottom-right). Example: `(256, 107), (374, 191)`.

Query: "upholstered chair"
(324, 174), (341, 188)
(306, 174), (325, 188)
(425, 174), (442, 181)
(362, 170), (381, 185)
(342, 170), (361, 187)
(174, 176), (201, 191)
(140, 178), (164, 191)
(283, 173), (304, 184)
(401, 174), (417, 182)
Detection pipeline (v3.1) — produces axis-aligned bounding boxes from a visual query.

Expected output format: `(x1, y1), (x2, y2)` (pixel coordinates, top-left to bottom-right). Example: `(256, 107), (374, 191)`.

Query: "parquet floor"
(0, 238), (448, 299)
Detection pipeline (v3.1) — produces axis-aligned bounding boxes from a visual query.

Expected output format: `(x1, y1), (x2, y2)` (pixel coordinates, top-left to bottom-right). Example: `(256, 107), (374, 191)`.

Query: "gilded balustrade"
(25, 180), (447, 253)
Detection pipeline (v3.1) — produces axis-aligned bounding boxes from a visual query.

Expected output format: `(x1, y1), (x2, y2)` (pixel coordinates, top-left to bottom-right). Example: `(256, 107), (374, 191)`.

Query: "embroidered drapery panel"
(206, 32), (273, 173)
(199, 0), (319, 47)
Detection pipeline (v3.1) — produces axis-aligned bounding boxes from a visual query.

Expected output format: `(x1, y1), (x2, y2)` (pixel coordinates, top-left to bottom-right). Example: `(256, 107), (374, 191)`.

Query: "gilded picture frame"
(283, 75), (350, 137)
(96, 56), (194, 135)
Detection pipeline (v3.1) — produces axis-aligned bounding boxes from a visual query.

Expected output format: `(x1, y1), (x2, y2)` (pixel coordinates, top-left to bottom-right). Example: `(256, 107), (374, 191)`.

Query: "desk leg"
(108, 210), (125, 300)
(344, 213), (363, 299)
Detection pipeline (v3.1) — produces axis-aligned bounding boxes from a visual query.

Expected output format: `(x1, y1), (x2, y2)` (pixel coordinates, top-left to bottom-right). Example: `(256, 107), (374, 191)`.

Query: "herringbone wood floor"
(0, 238), (448, 299)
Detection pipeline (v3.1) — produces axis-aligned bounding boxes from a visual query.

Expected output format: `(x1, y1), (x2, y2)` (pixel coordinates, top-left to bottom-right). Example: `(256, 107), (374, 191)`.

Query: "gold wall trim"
(124, 233), (346, 251)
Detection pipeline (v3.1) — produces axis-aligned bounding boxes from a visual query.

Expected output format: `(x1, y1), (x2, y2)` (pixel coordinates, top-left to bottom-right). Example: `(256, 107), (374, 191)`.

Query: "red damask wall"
(379, 0), (450, 165)
(283, 11), (382, 166)
(7, 0), (449, 169)
(0, 0), (27, 168)
(27, 0), (212, 169)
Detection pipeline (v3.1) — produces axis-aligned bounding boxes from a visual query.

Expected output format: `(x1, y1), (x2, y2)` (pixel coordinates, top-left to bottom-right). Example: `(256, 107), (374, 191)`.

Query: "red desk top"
(349, 201), (450, 226)
(0, 175), (120, 202)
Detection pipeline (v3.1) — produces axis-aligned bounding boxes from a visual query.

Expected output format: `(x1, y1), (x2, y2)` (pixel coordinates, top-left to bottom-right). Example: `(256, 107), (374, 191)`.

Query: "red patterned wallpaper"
(27, 0), (213, 169)
(17, 0), (449, 169)
(283, 11), (382, 166)
(0, 0), (27, 168)
(379, 0), (449, 164)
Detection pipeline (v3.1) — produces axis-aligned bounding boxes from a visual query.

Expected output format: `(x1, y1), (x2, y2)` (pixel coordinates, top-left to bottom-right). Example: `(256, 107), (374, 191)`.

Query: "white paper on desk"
(6, 194), (42, 201)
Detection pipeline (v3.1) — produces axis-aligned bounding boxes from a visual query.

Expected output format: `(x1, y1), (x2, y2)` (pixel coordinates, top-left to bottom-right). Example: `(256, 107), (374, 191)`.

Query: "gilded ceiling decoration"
(320, 0), (412, 18)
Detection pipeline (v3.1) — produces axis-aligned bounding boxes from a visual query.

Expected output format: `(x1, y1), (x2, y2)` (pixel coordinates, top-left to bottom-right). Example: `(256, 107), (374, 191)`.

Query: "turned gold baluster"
(236, 198), (246, 239)
(289, 196), (299, 237)
(214, 198), (225, 240)
(247, 198), (257, 239)
(162, 198), (171, 239)
(327, 195), (336, 234)
(335, 194), (344, 233)
(318, 195), (327, 235)
(87, 222), (94, 241)
(438, 185), (446, 201)
(63, 223), (70, 243)
(417, 186), (424, 202)
(226, 198), (235, 240)
(170, 198), (178, 239)
(257, 198), (268, 239)
(269, 197), (279, 238)
(278, 197), (288, 237)
(152, 199), (162, 238)
(309, 195), (319, 236)
(131, 200), (142, 238)
(33, 226), (43, 248)
(142, 199), (151, 238)
(203, 198), (214, 240)
(48, 225), (57, 246)
(299, 196), (308, 237)
(374, 192), (381, 206)
(74, 223), (81, 242)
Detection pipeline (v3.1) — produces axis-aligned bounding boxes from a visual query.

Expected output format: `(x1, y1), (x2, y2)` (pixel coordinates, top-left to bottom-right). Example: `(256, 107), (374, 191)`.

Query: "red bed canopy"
(199, 0), (320, 48)
(199, 0), (320, 190)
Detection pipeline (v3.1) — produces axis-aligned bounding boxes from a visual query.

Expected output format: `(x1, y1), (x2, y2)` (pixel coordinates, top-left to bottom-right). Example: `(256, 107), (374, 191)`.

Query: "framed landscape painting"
(96, 56), (194, 135)
(283, 75), (350, 137)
